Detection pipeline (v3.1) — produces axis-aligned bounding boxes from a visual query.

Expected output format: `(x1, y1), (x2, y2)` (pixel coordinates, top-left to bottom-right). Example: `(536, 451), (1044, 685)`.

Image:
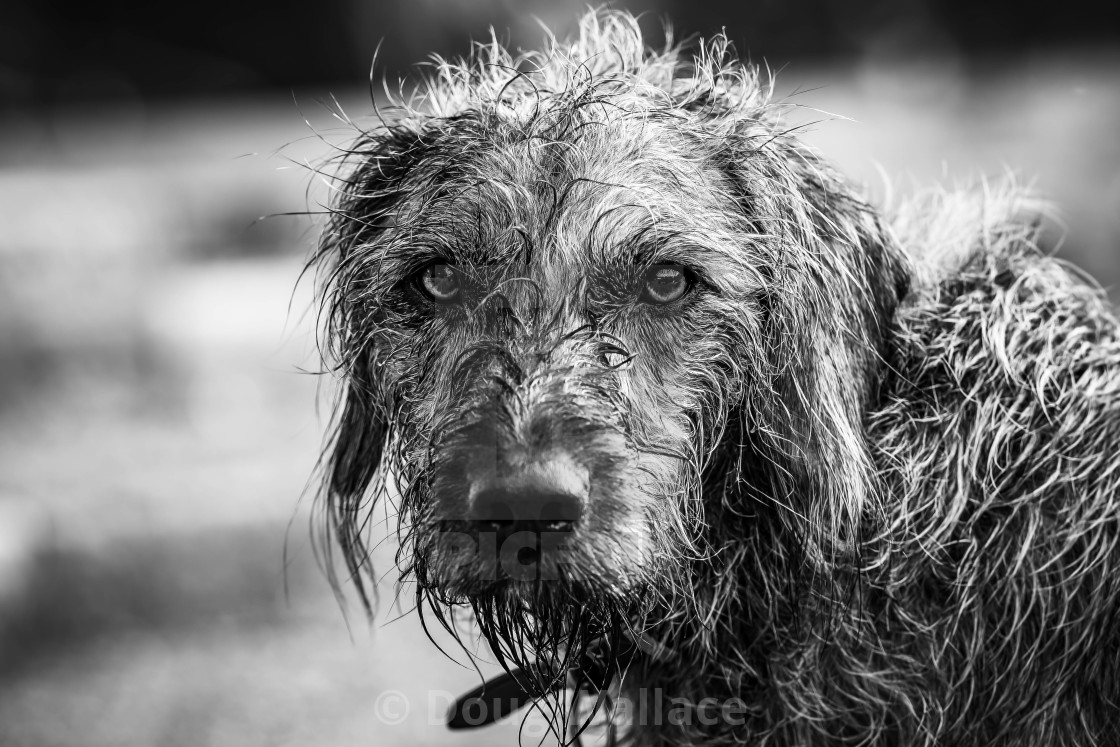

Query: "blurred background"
(0, 1), (1118, 745)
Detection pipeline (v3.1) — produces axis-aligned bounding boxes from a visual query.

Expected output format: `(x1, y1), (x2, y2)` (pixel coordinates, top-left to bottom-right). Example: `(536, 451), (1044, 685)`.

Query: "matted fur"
(310, 11), (1120, 746)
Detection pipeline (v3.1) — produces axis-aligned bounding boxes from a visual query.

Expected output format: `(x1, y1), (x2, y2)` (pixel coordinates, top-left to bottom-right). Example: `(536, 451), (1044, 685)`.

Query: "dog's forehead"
(400, 111), (747, 275)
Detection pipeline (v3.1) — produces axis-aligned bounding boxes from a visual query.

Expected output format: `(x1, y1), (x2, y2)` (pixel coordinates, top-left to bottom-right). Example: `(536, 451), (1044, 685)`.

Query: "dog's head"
(314, 11), (907, 674)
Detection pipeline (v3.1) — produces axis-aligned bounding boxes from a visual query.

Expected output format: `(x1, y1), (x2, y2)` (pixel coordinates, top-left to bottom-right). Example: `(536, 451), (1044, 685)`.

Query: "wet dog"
(311, 11), (1120, 746)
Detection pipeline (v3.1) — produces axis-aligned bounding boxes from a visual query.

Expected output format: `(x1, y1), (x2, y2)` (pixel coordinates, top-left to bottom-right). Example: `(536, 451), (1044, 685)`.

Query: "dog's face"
(349, 114), (763, 604)
(317, 14), (906, 670)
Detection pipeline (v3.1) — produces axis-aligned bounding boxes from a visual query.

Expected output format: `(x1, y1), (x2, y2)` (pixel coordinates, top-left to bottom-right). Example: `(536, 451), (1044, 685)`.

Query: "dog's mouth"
(469, 518), (577, 571)
(420, 507), (658, 607)
(428, 517), (586, 591)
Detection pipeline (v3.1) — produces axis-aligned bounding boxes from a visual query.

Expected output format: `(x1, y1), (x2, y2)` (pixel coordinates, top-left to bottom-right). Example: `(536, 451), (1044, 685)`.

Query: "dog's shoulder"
(890, 186), (1120, 366)
(877, 184), (1120, 489)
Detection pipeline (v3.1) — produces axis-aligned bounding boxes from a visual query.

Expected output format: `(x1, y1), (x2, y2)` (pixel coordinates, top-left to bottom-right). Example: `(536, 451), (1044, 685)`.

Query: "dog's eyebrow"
(379, 205), (532, 261)
(599, 221), (720, 265)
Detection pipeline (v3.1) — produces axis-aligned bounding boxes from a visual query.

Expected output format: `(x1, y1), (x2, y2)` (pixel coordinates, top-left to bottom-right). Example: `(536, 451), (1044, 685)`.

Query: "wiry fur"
(311, 11), (1120, 746)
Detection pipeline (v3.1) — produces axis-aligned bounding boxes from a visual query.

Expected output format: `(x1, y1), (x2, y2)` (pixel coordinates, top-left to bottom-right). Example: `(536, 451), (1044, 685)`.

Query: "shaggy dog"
(311, 11), (1120, 746)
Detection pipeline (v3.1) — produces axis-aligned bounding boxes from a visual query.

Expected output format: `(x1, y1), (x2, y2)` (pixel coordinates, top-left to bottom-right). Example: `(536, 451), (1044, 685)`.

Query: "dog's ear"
(321, 376), (388, 608)
(313, 125), (432, 608)
(315, 125), (438, 275)
(722, 139), (909, 562)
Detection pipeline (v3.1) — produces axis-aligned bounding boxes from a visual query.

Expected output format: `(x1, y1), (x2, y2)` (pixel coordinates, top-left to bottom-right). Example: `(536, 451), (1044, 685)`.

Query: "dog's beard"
(403, 477), (670, 699)
(415, 537), (658, 703)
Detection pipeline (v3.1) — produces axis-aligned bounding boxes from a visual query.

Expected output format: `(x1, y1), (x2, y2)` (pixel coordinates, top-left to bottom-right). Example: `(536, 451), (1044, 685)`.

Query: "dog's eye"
(640, 264), (692, 304)
(417, 263), (461, 303)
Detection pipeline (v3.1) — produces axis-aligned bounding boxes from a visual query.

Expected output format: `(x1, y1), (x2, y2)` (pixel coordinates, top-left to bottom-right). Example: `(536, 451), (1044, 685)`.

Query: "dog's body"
(313, 12), (1120, 745)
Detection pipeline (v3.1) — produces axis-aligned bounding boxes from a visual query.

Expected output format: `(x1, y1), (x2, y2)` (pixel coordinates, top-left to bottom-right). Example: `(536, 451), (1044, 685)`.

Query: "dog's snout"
(468, 458), (588, 537)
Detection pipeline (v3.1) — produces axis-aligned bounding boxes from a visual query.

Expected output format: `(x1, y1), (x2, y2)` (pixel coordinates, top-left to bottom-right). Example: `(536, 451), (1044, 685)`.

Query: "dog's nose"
(468, 459), (588, 538)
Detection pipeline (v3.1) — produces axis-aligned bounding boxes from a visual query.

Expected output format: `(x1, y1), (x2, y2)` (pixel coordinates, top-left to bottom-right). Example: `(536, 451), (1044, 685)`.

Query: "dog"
(310, 11), (1120, 746)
